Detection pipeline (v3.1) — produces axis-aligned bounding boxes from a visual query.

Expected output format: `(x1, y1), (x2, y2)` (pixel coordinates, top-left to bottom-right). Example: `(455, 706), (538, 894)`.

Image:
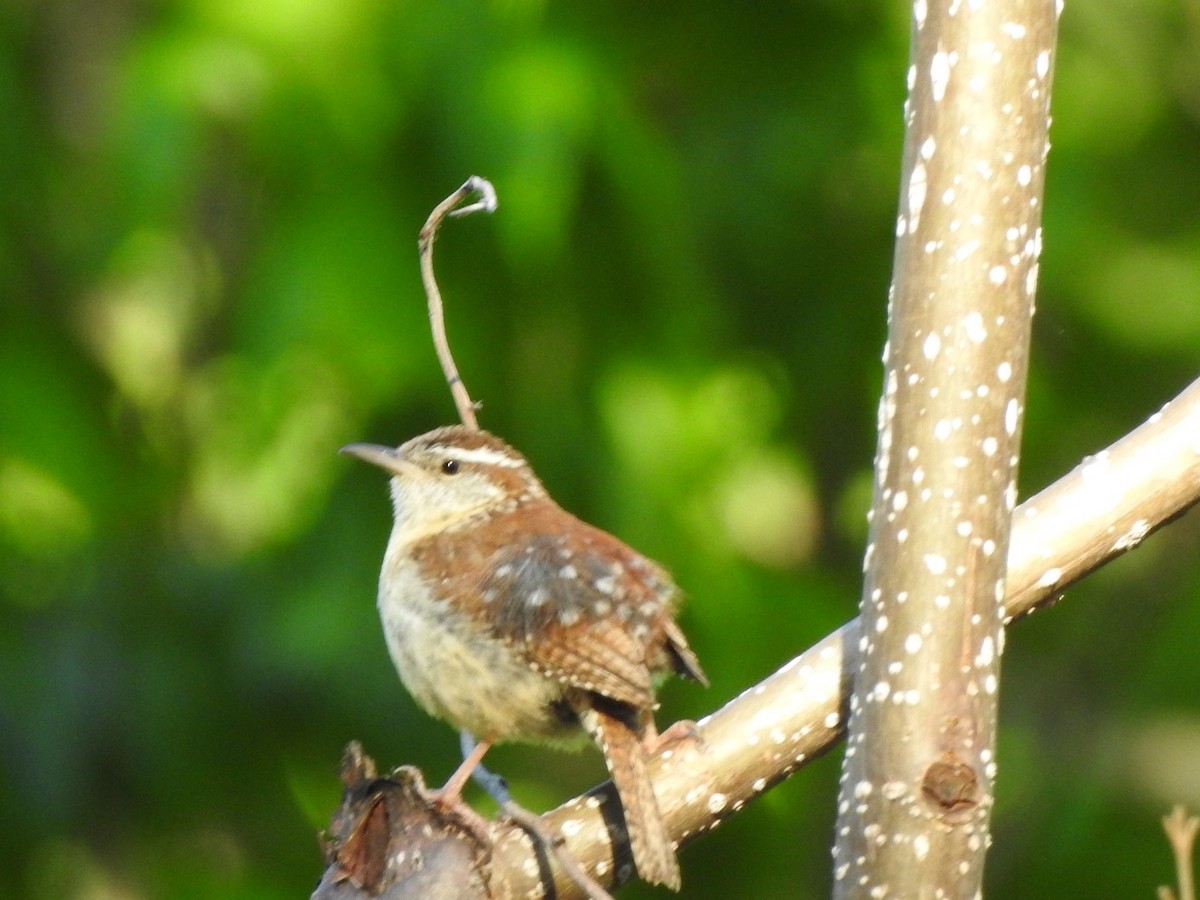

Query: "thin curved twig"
(500, 800), (615, 900)
(418, 176), (498, 430)
(459, 731), (614, 900)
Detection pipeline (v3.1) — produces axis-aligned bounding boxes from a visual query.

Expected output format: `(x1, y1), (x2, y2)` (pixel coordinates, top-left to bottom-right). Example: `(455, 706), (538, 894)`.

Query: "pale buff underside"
(378, 552), (582, 744)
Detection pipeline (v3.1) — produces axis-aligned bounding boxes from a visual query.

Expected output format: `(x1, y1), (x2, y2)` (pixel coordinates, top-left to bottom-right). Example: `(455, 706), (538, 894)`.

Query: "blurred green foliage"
(2, 1), (1199, 897)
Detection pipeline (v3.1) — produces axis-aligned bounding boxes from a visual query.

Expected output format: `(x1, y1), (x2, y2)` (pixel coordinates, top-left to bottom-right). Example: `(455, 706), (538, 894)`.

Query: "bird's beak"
(339, 443), (418, 477)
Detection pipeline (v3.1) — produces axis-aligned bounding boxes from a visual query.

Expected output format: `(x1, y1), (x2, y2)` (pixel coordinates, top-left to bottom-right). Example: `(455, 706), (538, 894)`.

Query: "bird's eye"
(441, 459), (461, 475)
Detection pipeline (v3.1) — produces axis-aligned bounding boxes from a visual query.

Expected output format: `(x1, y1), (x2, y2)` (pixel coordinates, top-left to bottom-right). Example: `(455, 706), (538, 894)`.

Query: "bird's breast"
(377, 554), (579, 743)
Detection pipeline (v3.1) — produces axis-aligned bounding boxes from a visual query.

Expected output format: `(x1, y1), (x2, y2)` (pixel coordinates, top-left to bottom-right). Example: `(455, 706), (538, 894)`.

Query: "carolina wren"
(341, 425), (706, 890)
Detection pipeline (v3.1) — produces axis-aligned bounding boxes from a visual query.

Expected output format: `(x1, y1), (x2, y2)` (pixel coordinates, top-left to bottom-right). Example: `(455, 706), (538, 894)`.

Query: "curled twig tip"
(449, 176), (498, 218)
(419, 176), (499, 431)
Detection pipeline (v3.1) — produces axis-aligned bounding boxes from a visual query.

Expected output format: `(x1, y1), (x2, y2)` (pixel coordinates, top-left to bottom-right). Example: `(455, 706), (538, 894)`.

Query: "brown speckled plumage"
(343, 426), (706, 890)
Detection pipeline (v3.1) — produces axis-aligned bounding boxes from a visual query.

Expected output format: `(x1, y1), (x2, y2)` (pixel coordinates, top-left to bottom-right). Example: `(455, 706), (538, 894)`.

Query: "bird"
(341, 424), (706, 889)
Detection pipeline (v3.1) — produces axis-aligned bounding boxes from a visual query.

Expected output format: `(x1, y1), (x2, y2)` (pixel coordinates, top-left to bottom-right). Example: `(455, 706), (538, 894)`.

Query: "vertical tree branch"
(833, 1), (1059, 896)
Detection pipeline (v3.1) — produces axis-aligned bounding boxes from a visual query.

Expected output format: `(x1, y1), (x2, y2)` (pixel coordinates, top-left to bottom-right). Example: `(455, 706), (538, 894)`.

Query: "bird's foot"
(644, 718), (706, 758)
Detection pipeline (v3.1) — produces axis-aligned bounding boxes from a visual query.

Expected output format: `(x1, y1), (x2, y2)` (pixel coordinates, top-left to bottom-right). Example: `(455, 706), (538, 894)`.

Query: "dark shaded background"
(3, 1), (1200, 897)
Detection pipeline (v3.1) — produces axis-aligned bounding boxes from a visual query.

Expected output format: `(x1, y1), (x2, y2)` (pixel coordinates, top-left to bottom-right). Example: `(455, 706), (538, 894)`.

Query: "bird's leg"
(438, 732), (493, 802)
(423, 732), (496, 846)
(460, 730), (513, 807)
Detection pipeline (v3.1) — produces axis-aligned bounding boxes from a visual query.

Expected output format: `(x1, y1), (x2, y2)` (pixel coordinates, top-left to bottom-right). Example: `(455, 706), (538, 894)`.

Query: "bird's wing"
(480, 519), (701, 712)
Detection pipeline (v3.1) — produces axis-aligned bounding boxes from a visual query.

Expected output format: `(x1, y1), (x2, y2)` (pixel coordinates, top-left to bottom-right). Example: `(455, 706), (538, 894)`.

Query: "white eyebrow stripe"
(432, 445), (524, 468)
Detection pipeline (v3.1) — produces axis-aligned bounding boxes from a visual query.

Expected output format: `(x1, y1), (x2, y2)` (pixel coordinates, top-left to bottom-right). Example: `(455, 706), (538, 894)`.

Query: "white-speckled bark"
(833, 0), (1060, 896)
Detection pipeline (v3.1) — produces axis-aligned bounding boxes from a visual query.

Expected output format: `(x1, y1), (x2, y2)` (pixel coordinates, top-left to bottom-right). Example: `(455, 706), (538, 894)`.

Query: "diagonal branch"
(482, 376), (1200, 897)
